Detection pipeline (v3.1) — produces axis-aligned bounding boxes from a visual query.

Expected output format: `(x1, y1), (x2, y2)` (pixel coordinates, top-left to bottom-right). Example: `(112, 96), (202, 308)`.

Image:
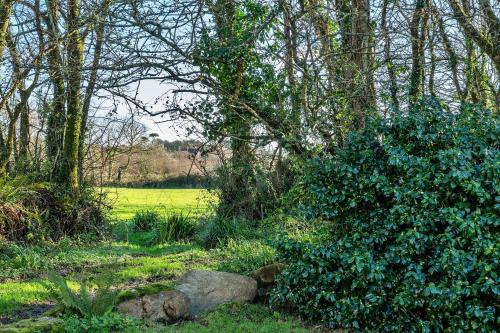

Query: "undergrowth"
(0, 176), (109, 242)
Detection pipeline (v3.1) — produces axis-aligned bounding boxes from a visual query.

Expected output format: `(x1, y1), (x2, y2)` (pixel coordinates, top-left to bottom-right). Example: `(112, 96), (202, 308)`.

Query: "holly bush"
(270, 101), (499, 332)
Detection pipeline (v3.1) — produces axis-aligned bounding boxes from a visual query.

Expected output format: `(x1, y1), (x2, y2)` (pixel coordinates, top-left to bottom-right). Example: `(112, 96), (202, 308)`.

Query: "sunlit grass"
(0, 279), (80, 314)
(103, 187), (213, 221)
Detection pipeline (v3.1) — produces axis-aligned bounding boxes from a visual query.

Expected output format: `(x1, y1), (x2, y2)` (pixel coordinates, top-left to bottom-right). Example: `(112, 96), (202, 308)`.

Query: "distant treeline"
(104, 175), (211, 189)
(159, 139), (202, 153)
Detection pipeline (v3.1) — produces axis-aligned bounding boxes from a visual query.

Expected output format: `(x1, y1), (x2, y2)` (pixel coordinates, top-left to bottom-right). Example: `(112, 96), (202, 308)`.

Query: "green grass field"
(103, 187), (213, 221)
(0, 187), (319, 332)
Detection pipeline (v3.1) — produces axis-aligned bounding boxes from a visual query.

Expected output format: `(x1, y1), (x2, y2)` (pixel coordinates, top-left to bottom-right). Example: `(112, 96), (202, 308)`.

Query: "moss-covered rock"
(0, 317), (63, 333)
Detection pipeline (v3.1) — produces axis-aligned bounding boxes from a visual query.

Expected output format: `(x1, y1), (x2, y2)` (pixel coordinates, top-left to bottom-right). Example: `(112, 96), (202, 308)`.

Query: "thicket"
(271, 102), (499, 332)
(214, 159), (296, 221)
(0, 177), (109, 242)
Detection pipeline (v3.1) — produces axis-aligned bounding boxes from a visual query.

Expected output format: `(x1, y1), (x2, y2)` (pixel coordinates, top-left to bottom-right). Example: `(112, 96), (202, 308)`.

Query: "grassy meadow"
(0, 187), (319, 332)
(103, 187), (212, 221)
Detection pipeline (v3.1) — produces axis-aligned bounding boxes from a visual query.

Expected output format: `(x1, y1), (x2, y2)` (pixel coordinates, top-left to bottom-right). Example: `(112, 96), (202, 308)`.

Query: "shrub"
(271, 102), (499, 332)
(44, 271), (119, 318)
(196, 216), (256, 249)
(0, 177), (109, 242)
(152, 213), (197, 244)
(131, 210), (162, 232)
(216, 239), (276, 274)
(212, 156), (296, 220)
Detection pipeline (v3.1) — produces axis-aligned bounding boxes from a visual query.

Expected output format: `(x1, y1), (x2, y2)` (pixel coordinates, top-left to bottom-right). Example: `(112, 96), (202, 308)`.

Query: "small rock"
(176, 270), (257, 317)
(250, 263), (285, 287)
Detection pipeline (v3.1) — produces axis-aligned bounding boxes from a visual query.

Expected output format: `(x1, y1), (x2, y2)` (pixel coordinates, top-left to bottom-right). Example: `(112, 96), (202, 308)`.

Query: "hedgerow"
(271, 102), (499, 332)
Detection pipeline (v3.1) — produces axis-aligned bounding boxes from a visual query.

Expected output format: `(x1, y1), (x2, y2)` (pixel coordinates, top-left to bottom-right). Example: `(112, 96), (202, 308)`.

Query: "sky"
(114, 79), (191, 142)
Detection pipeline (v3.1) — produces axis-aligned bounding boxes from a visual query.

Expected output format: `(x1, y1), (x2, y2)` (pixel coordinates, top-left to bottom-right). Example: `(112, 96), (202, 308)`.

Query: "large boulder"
(117, 290), (190, 322)
(175, 270), (257, 317)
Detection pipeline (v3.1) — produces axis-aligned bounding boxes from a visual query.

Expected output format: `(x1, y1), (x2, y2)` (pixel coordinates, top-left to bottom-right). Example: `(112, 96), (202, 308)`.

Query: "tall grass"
(152, 213), (197, 244)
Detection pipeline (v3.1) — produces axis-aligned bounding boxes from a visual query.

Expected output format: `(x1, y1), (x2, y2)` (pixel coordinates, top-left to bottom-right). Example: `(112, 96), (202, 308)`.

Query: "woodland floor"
(0, 188), (329, 332)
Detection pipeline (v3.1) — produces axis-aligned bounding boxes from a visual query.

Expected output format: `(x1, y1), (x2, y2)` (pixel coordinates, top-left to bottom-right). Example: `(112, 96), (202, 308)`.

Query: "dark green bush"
(130, 210), (162, 232)
(152, 213), (197, 244)
(271, 102), (499, 332)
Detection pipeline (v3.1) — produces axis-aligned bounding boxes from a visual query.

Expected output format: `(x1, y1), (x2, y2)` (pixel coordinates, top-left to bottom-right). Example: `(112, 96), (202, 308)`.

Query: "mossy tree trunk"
(381, 0), (400, 112)
(448, 0), (500, 76)
(409, 0), (429, 106)
(0, 0), (13, 62)
(210, 0), (259, 218)
(61, 0), (84, 193)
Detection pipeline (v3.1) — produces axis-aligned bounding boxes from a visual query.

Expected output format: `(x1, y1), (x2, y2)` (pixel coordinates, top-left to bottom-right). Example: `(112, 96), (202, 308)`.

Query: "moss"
(0, 317), (64, 333)
(118, 281), (175, 302)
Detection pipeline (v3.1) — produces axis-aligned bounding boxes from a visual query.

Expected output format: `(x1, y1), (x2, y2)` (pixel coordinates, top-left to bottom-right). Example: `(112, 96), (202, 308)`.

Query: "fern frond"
(44, 271), (120, 318)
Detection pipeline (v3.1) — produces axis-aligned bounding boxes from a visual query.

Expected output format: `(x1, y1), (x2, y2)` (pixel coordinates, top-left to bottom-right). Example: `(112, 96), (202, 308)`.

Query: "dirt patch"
(0, 302), (55, 325)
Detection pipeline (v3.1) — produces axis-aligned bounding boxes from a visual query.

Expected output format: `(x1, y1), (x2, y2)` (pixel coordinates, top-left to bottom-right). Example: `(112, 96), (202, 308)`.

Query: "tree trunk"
(350, 0), (375, 128)
(381, 0), (399, 112)
(210, 0), (258, 218)
(78, 6), (108, 184)
(61, 0), (84, 192)
(434, 7), (464, 102)
(409, 0), (429, 106)
(45, 0), (67, 177)
(16, 98), (30, 170)
(0, 0), (13, 62)
(448, 0), (500, 75)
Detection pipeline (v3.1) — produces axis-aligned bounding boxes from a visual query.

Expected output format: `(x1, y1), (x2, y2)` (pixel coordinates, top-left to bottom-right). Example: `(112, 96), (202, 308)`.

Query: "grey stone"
(175, 270), (257, 317)
(117, 290), (190, 322)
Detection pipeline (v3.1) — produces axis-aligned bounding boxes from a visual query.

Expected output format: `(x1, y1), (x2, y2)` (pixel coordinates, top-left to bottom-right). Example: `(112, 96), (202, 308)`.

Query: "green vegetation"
(215, 240), (276, 274)
(153, 213), (198, 244)
(41, 303), (318, 333)
(0, 178), (108, 242)
(271, 104), (499, 332)
(196, 216), (257, 249)
(44, 271), (119, 317)
(63, 313), (137, 333)
(0, 187), (303, 331)
(2, 0), (498, 331)
(131, 210), (163, 232)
